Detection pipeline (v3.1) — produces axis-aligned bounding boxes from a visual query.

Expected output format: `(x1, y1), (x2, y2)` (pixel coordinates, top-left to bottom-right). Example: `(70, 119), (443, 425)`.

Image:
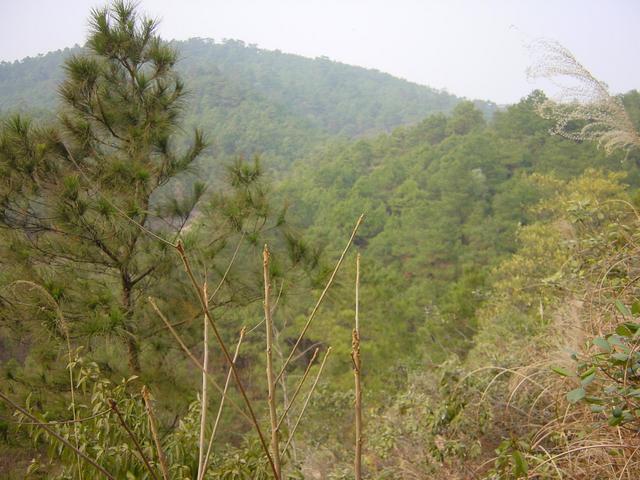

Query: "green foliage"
(338, 168), (640, 478)
(559, 307), (640, 428)
(0, 36), (497, 175)
(0, 7), (319, 475)
(0, 0), (208, 374)
(279, 94), (640, 397)
(3, 2), (640, 478)
(16, 354), (298, 479)
(364, 365), (485, 478)
(490, 438), (530, 479)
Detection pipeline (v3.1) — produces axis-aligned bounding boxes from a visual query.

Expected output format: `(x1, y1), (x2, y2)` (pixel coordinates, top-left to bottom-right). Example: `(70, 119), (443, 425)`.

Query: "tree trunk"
(122, 271), (141, 374)
(125, 334), (141, 373)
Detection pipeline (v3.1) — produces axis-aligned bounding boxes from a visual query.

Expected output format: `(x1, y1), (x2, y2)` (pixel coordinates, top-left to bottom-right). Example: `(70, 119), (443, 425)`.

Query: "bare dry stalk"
(273, 318), (298, 461)
(263, 245), (282, 478)
(200, 327), (246, 480)
(355, 253), (360, 333)
(141, 387), (170, 480)
(277, 347), (320, 430)
(148, 297), (251, 423)
(175, 241), (278, 478)
(0, 390), (116, 480)
(276, 213), (364, 383)
(197, 282), (210, 480)
(281, 347), (332, 456)
(109, 399), (159, 480)
(353, 253), (363, 480)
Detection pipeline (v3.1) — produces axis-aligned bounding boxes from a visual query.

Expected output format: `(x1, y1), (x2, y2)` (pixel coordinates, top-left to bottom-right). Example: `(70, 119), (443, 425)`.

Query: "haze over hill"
(3, 0), (639, 104)
(0, 38), (496, 171)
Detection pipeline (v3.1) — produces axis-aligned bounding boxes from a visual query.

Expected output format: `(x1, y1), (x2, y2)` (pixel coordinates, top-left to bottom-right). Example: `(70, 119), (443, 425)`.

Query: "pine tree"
(0, 1), (205, 373)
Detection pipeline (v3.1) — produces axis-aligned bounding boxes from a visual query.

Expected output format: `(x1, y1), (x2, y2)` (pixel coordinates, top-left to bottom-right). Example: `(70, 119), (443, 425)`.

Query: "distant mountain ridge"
(0, 38), (496, 169)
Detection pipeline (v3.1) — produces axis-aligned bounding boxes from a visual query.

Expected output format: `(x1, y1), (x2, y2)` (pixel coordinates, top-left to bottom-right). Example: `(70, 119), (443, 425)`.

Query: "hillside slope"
(276, 94), (640, 390)
(0, 38), (495, 170)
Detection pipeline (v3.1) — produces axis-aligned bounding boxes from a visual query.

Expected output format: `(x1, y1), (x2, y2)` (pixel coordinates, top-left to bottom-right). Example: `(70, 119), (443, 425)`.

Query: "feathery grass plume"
(527, 38), (640, 155)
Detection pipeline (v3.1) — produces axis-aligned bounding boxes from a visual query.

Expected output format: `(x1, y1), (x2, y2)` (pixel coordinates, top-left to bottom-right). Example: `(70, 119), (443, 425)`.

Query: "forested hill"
(0, 38), (495, 168)
(3, 1), (640, 476)
(278, 93), (640, 378)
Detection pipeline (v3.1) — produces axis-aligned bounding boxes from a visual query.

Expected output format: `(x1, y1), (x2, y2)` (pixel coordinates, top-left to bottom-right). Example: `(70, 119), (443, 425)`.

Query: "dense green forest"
(0, 37), (495, 173)
(1, 2), (640, 479)
(278, 92), (640, 383)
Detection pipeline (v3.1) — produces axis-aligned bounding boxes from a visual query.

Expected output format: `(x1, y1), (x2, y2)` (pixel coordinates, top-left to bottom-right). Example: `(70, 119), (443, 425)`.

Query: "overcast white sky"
(1, 0), (638, 104)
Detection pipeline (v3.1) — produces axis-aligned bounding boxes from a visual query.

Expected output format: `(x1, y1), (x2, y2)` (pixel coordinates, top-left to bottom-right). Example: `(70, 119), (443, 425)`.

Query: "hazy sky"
(1, 0), (638, 104)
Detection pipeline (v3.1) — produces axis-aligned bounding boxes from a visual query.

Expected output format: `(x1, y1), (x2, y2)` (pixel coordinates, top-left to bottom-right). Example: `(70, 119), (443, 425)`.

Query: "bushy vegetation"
(355, 170), (640, 478)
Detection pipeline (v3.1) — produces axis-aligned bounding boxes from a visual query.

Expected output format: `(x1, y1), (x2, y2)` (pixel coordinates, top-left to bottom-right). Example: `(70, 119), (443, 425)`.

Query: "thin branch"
(199, 327), (246, 480)
(276, 214), (363, 383)
(291, 342), (324, 364)
(174, 242), (278, 479)
(353, 253), (362, 480)
(355, 252), (360, 334)
(12, 409), (110, 425)
(130, 265), (157, 286)
(207, 233), (244, 303)
(281, 347), (332, 456)
(197, 282), (210, 480)
(0, 390), (115, 480)
(246, 318), (265, 336)
(109, 399), (159, 480)
(277, 347), (319, 431)
(147, 297), (251, 423)
(141, 387), (170, 480)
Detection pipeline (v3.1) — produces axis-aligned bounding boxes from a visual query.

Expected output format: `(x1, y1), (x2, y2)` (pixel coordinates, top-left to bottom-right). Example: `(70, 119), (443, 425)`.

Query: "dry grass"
(527, 38), (640, 156)
(478, 204), (640, 479)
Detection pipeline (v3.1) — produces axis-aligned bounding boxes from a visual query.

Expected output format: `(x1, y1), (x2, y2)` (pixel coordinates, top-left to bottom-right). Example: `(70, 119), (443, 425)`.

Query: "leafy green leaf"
(567, 387), (586, 404)
(616, 323), (636, 337)
(593, 337), (612, 352)
(608, 415), (623, 426)
(580, 366), (596, 379)
(608, 335), (626, 346)
(513, 450), (528, 477)
(611, 352), (629, 363)
(581, 371), (596, 387)
(585, 396), (603, 405)
(550, 366), (572, 377)
(615, 300), (631, 317)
